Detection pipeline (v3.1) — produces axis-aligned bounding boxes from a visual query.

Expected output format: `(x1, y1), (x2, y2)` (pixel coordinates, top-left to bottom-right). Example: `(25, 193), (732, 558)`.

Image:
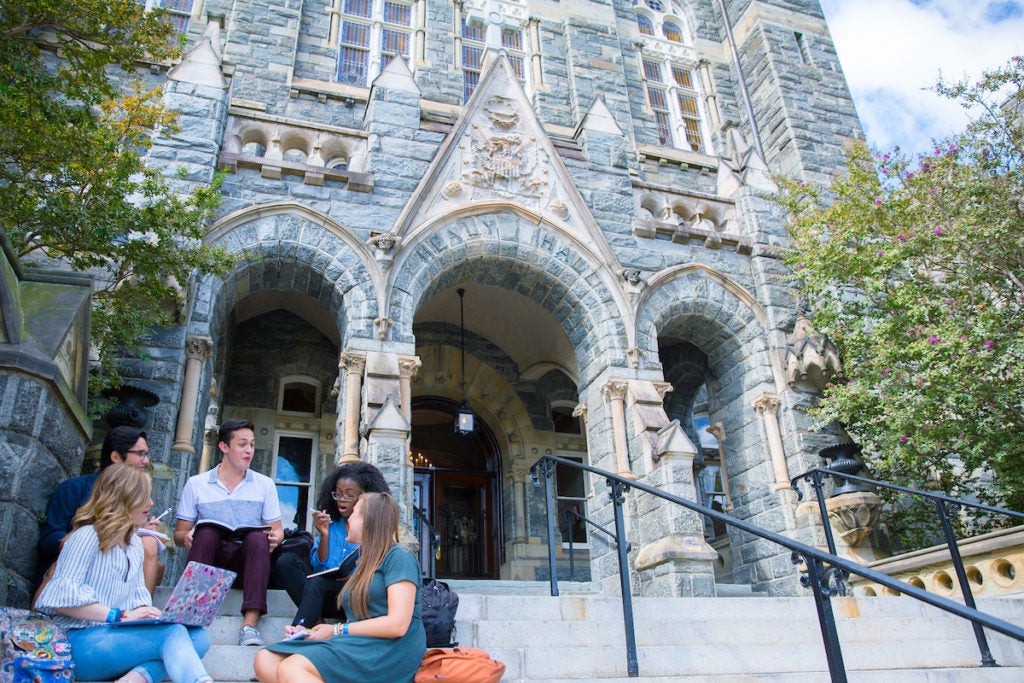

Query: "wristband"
(343, 623), (349, 636)
(106, 608), (123, 623)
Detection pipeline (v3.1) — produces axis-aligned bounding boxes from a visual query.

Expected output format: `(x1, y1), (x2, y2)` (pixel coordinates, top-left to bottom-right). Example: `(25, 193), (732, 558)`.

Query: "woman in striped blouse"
(35, 464), (214, 683)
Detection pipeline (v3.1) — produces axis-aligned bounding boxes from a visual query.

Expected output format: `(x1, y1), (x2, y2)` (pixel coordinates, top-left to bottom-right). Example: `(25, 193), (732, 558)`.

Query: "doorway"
(411, 397), (501, 579)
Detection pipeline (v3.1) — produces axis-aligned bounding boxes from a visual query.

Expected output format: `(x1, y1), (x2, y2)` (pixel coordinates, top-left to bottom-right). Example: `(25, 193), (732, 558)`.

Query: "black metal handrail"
(530, 454), (1024, 682)
(791, 466), (1024, 667)
(413, 506), (441, 579)
(565, 507), (623, 581)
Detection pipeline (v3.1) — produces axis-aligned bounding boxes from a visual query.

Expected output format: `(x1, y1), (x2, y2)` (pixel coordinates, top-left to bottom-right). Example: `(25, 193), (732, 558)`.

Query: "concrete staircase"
(159, 583), (1024, 682)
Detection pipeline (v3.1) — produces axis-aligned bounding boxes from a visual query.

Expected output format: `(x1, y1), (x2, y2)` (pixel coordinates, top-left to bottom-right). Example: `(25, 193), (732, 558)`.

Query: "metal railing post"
(609, 478), (639, 678)
(802, 555), (848, 683)
(540, 459), (560, 597)
(811, 469), (839, 557)
(935, 499), (996, 666)
(566, 509), (576, 580)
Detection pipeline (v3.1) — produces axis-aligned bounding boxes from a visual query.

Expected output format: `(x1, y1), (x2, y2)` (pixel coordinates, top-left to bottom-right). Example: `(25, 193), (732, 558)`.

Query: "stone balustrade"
(850, 525), (1024, 598)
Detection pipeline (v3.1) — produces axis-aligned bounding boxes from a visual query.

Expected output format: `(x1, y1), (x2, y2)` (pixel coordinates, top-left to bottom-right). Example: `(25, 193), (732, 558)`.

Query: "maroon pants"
(188, 526), (270, 615)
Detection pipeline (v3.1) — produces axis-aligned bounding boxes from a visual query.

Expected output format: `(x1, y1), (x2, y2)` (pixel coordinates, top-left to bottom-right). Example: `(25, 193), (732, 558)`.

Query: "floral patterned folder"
(112, 561), (237, 628)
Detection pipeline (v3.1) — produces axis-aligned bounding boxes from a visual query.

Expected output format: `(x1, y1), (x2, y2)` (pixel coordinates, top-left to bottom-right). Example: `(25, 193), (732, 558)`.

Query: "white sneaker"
(238, 625), (264, 646)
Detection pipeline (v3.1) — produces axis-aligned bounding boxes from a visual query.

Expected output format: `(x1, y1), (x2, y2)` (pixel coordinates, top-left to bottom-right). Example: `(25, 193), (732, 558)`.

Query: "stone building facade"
(1, 0), (862, 602)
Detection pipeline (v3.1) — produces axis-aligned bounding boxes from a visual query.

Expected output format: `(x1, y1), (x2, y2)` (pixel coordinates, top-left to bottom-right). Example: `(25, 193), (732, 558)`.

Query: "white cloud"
(820, 0), (1024, 156)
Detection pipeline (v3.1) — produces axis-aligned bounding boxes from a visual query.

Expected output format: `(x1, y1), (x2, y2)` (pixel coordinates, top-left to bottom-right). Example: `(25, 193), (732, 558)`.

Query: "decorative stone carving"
(786, 317), (842, 392)
(463, 121), (546, 199)
(442, 181), (463, 199)
(548, 199), (569, 218)
(374, 317), (393, 341)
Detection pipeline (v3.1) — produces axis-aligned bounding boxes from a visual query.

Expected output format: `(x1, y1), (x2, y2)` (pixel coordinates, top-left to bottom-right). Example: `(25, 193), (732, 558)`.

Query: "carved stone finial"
(785, 317), (843, 392)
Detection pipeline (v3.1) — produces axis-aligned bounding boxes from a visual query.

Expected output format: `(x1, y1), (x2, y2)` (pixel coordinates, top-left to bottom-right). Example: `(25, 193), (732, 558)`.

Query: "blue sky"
(819, 0), (1024, 157)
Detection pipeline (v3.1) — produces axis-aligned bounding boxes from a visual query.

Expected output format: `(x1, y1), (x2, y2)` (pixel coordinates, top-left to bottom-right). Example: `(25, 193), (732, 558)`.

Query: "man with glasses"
(36, 425), (167, 595)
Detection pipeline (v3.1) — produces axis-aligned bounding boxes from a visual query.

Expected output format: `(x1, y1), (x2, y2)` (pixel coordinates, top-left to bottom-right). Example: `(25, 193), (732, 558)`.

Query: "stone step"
(131, 587), (1024, 681)
(519, 670), (1024, 683)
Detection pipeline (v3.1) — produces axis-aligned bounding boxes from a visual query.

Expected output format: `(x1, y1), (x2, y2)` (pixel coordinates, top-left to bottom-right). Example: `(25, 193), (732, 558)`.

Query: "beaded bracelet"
(333, 623), (340, 637)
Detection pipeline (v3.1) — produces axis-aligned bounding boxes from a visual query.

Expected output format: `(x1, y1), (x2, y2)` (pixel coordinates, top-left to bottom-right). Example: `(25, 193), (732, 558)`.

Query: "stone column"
(603, 379), (634, 480)
(198, 427), (218, 474)
(513, 474), (527, 544)
(414, 0), (427, 64)
(753, 393), (790, 490)
(527, 17), (543, 87)
(172, 336), (213, 454)
(397, 356), (421, 425)
(339, 351), (366, 463)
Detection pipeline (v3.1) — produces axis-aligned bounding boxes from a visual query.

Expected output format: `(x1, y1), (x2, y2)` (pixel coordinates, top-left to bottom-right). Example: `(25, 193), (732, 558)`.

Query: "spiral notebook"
(110, 561), (237, 628)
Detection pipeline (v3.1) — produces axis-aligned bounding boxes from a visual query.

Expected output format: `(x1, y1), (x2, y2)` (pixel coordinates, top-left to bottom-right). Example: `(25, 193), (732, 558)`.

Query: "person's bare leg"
(277, 655), (324, 683)
(243, 607), (261, 629)
(141, 536), (165, 595)
(253, 650), (287, 683)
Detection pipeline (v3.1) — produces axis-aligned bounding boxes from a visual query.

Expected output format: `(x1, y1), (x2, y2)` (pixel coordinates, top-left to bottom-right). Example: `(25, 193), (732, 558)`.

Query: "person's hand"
(124, 606), (161, 621)
(182, 528), (194, 550)
(284, 624), (306, 637)
(312, 510), (331, 536)
(306, 624), (334, 640)
(144, 516), (160, 531)
(266, 526), (284, 552)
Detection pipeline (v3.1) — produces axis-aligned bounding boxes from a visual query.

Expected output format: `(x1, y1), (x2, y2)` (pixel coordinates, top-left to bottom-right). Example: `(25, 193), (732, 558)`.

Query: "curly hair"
(314, 462), (391, 522)
(72, 464), (152, 552)
(340, 492), (400, 619)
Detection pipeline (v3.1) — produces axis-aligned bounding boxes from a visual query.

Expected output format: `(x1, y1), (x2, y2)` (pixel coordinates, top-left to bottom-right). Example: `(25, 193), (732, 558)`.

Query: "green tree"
(778, 57), (1024, 530)
(0, 0), (231, 400)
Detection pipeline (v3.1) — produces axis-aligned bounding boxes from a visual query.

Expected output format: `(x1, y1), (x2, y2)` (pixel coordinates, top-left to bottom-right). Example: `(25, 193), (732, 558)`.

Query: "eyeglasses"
(331, 492), (359, 502)
(125, 449), (150, 459)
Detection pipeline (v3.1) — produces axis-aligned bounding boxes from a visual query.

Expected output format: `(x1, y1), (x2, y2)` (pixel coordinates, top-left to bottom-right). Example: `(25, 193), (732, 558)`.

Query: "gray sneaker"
(238, 625), (264, 646)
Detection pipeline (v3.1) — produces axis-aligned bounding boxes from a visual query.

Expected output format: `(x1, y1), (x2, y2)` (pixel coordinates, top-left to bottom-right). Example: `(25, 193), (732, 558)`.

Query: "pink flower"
(900, 435), (909, 443)
(897, 234), (907, 242)
(930, 188), (937, 195)
(928, 335), (939, 344)
(934, 226), (943, 235)
(875, 198), (883, 205)
(984, 340), (995, 349)
(877, 250), (884, 257)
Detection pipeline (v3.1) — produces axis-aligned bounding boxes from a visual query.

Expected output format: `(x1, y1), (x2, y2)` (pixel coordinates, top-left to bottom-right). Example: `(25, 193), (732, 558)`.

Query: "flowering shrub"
(778, 57), (1024, 544)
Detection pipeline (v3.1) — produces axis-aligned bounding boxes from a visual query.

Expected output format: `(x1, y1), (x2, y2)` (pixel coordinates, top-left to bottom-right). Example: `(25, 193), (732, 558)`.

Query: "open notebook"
(110, 561), (236, 628)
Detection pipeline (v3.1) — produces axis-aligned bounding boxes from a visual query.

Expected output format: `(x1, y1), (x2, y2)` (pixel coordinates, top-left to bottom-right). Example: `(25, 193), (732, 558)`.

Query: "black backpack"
(420, 578), (459, 648)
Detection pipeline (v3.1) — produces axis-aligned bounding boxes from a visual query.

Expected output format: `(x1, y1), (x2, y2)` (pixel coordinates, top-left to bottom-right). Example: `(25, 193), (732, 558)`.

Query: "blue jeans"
(66, 624), (211, 683)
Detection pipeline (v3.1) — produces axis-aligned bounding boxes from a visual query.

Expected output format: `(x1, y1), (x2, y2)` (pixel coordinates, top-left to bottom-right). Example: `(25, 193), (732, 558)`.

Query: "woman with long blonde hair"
(255, 492), (426, 683)
(35, 464), (214, 683)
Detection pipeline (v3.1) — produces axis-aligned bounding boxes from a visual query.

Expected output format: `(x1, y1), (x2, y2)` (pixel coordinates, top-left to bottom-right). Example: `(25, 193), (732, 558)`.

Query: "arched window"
(461, 19), (486, 102)
(662, 21), (682, 43)
(637, 14), (654, 36)
(338, 0), (413, 86)
(279, 376), (320, 416)
(139, 0), (194, 37)
(241, 141), (266, 157)
(642, 59), (707, 153)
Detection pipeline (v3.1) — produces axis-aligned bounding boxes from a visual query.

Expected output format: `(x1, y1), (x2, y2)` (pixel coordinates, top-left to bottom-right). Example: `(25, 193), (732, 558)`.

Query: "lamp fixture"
(454, 288), (475, 435)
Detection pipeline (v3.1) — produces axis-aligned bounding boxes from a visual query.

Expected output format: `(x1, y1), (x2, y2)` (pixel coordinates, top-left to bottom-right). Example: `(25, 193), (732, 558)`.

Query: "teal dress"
(266, 545), (426, 683)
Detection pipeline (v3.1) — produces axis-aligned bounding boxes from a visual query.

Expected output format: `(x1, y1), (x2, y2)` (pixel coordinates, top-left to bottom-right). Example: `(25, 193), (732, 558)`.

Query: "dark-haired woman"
(254, 492), (426, 683)
(288, 463), (391, 628)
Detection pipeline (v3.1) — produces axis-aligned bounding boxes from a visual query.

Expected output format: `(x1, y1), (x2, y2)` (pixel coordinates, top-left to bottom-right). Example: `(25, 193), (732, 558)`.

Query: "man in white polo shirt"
(174, 418), (284, 646)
